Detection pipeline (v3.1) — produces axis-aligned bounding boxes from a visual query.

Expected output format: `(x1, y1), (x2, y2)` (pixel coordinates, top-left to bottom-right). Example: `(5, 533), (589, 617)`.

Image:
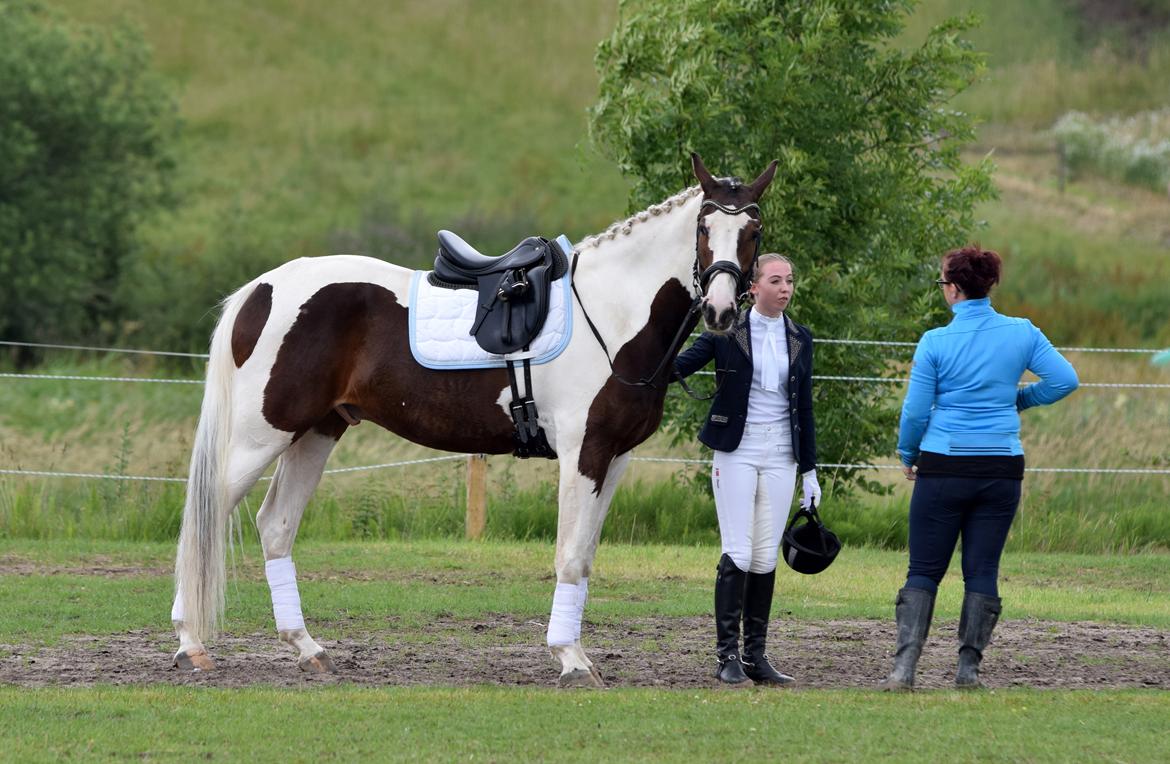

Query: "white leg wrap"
(265, 556), (306, 632)
(171, 582), (184, 622)
(547, 582), (580, 647)
(574, 578), (588, 642)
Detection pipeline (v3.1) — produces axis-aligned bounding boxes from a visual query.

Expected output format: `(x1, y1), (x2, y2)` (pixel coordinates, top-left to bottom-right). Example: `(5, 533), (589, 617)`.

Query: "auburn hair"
(943, 245), (1001, 299)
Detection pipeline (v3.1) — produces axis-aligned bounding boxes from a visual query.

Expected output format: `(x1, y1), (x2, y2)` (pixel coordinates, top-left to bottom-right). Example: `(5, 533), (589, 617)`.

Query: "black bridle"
(570, 198), (762, 393)
(693, 200), (762, 299)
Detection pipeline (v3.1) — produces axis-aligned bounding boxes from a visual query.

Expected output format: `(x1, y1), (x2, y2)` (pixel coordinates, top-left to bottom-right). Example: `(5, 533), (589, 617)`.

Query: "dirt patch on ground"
(2, 615), (1166, 690)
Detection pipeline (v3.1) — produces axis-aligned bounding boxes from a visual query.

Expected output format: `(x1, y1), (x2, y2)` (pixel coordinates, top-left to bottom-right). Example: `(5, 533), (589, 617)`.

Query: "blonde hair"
(753, 252), (794, 283)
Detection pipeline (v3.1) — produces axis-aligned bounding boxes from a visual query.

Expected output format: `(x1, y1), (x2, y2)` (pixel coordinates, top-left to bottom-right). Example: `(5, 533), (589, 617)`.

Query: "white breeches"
(712, 423), (798, 574)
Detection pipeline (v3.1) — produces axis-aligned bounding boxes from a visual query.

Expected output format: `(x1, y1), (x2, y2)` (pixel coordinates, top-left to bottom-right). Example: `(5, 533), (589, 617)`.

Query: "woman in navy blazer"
(675, 253), (820, 686)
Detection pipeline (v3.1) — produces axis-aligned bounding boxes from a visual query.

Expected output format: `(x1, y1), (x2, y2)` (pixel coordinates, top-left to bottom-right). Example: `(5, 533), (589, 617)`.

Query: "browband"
(700, 200), (761, 216)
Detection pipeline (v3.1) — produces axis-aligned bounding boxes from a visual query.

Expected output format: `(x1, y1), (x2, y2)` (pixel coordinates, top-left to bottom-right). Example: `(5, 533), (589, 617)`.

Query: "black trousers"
(905, 475), (1022, 597)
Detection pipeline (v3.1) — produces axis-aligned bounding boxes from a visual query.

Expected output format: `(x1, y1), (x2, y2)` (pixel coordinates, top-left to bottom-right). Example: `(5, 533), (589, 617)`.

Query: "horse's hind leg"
(255, 430), (339, 673)
(173, 438), (291, 670)
(549, 451), (631, 688)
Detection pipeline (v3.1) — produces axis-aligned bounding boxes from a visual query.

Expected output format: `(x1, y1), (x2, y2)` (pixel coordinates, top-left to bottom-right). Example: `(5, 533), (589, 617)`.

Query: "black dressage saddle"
(430, 230), (568, 355)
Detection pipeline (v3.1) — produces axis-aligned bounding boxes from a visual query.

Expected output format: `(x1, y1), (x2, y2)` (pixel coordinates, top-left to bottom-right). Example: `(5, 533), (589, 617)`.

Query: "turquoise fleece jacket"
(897, 298), (1079, 467)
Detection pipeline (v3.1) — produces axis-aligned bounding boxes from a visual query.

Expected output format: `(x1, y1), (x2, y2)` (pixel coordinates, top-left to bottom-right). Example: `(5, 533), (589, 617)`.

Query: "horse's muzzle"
(702, 302), (736, 334)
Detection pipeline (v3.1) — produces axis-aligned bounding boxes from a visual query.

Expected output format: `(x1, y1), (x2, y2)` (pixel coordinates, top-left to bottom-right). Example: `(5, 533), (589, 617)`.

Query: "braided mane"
(577, 186), (701, 251)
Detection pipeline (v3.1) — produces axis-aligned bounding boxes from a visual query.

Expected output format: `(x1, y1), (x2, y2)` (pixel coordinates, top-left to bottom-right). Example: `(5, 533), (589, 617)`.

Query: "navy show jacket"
(674, 308), (817, 474)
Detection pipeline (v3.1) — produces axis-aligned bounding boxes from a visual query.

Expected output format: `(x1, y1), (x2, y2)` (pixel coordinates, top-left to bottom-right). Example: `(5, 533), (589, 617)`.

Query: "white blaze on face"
(703, 211), (751, 325)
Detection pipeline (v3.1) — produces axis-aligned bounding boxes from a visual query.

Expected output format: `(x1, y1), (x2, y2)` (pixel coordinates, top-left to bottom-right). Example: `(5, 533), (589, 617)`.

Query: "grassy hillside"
(902, 0), (1170, 127)
(51, 0), (630, 350)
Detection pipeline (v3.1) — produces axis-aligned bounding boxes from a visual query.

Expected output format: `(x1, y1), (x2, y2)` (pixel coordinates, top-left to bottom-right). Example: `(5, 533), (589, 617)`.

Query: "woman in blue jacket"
(675, 253), (820, 686)
(880, 245), (1079, 691)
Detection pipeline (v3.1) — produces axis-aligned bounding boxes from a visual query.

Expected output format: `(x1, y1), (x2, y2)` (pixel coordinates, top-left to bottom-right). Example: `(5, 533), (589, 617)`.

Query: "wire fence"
(2, 337), (1168, 483)
(6, 370), (1170, 390)
(3, 337), (1166, 358)
(4, 453), (1170, 483)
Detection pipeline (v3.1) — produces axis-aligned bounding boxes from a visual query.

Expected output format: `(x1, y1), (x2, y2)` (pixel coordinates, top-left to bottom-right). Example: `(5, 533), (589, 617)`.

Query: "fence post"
(465, 453), (487, 539)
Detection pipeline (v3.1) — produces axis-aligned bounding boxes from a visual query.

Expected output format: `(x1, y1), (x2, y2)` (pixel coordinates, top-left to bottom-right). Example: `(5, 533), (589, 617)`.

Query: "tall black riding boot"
(713, 554), (752, 686)
(741, 569), (795, 686)
(955, 591), (1002, 689)
(877, 587), (936, 692)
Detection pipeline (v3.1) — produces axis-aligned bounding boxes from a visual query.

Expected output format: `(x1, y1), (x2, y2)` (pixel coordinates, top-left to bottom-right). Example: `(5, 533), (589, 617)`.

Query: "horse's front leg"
(549, 450), (631, 688)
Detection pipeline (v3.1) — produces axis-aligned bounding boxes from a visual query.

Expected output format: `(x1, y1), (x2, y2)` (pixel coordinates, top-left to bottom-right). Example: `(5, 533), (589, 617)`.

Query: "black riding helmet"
(781, 501), (841, 575)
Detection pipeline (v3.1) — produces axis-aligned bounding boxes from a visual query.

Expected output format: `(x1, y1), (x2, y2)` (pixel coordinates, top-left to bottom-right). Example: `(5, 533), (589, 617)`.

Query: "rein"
(570, 251), (702, 391)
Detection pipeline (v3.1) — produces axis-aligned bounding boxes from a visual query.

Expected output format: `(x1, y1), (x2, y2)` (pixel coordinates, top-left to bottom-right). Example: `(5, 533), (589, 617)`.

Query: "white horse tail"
(174, 285), (252, 642)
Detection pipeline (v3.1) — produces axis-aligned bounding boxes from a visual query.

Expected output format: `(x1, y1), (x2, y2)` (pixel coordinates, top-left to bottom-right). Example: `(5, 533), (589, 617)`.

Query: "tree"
(0, 1), (177, 354)
(590, 0), (995, 493)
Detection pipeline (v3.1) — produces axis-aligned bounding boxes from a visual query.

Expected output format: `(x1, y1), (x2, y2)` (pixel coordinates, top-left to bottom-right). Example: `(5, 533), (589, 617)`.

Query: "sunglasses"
(935, 279), (952, 287)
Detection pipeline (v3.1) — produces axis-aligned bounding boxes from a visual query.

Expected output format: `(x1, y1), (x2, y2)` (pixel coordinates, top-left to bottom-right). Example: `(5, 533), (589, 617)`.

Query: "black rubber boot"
(713, 554), (752, 686)
(878, 587), (936, 692)
(741, 569), (795, 686)
(955, 591), (1002, 689)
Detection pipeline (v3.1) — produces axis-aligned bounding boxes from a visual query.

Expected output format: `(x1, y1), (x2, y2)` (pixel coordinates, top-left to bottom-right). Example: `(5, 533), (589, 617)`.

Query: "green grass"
(2, 540), (1167, 644)
(47, 0), (632, 351)
(1, 686), (1167, 763)
(3, 540), (1167, 761)
(4, 463), (1169, 553)
(987, 200), (1170, 346)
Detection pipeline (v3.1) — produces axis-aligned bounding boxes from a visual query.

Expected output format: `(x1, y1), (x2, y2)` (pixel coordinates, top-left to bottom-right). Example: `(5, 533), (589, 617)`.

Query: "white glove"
(800, 469), (821, 509)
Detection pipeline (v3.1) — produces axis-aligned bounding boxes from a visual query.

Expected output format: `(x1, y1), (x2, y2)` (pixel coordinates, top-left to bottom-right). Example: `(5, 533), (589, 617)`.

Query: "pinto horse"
(171, 154), (778, 687)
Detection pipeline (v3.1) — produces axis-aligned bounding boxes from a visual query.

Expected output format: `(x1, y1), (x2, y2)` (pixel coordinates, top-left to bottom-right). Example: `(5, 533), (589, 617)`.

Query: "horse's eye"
(698, 224), (709, 237)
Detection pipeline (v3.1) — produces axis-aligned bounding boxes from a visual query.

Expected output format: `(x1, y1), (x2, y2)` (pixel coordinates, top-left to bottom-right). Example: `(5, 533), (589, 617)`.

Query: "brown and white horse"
(171, 154), (777, 686)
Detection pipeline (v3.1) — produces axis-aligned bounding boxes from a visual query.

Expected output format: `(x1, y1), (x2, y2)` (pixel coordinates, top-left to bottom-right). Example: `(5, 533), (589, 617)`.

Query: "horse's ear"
(691, 152), (718, 195)
(747, 159), (779, 199)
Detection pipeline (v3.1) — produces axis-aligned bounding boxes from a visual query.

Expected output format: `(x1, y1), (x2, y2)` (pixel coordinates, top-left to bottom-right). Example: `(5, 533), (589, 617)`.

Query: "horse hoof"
(298, 651), (336, 674)
(558, 668), (605, 689)
(173, 649), (216, 672)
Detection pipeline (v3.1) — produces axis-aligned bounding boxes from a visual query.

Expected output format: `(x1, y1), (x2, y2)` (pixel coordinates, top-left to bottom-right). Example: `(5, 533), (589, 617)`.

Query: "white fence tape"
(5, 369), (1169, 389)
(4, 455), (1169, 482)
(0, 454), (467, 484)
(627, 457), (1170, 475)
(0, 372), (203, 385)
(3, 337), (1165, 357)
(0, 340), (208, 358)
(2, 337), (1167, 482)
(815, 338), (1163, 354)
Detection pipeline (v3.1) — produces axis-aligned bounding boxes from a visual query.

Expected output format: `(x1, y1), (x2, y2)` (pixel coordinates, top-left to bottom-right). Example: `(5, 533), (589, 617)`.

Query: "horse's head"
(691, 153), (778, 333)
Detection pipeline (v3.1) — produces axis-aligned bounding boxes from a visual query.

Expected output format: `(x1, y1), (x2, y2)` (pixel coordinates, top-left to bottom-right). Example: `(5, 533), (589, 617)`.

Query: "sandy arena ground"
(3, 613), (1167, 690)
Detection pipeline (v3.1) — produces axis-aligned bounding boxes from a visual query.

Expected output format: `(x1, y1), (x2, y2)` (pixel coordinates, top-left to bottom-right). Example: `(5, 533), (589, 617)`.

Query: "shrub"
(589, 0), (996, 494)
(1053, 109), (1170, 193)
(0, 1), (178, 355)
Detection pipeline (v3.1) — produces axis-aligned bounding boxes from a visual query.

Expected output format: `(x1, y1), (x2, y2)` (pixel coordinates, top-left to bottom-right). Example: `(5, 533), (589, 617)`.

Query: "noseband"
(694, 200), (762, 298)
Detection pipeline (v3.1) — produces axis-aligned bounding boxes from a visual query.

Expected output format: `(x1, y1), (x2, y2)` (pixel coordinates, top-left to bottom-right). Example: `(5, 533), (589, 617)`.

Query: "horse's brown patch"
(577, 279), (697, 492)
(263, 282), (515, 452)
(231, 282), (273, 367)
